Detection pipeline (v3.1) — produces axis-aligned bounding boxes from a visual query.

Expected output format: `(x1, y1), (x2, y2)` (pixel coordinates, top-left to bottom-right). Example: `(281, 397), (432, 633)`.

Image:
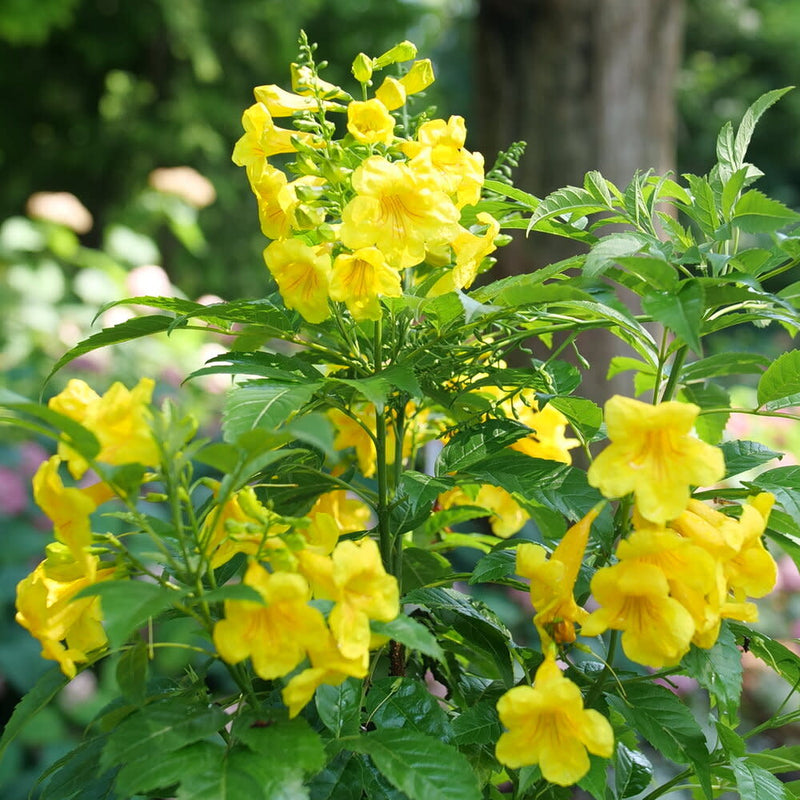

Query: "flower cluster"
(232, 40), (500, 322)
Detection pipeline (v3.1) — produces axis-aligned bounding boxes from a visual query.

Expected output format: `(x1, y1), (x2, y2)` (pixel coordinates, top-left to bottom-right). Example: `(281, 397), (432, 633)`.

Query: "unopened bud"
(352, 52), (373, 83)
(374, 40), (417, 69)
(400, 59), (435, 94)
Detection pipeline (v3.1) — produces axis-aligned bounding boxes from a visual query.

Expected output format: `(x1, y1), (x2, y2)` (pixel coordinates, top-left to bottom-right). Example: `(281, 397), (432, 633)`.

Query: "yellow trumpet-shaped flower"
(587, 396), (725, 524)
(15, 544), (115, 678)
(495, 655), (614, 786)
(582, 559), (696, 668)
(212, 561), (327, 681)
(329, 247), (402, 321)
(300, 490), (372, 554)
(263, 238), (332, 324)
(340, 155), (460, 270)
(32, 456), (114, 578)
(300, 537), (399, 660)
(346, 99), (395, 145)
(507, 393), (579, 465)
(49, 378), (159, 480)
(254, 83), (340, 117)
(438, 484), (530, 539)
(516, 507), (600, 645)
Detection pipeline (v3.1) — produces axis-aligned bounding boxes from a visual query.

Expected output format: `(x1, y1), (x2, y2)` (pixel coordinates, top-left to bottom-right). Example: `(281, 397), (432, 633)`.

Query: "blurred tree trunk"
(475, 0), (685, 401)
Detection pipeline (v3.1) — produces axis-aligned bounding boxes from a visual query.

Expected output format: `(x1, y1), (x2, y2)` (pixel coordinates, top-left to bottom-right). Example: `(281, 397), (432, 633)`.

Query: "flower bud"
(352, 52), (373, 83)
(400, 59), (435, 94)
(374, 40), (417, 69)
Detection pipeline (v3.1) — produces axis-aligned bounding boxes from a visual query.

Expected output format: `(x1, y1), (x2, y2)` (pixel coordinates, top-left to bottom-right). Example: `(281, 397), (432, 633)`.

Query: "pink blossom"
(775, 555), (800, 593)
(0, 466), (28, 515)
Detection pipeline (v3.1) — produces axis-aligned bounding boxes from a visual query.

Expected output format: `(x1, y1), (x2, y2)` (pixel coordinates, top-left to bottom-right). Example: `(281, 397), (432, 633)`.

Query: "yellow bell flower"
(400, 59), (435, 95)
(374, 76), (407, 111)
(301, 490), (372, 554)
(212, 561), (328, 681)
(508, 394), (579, 465)
(582, 560), (696, 668)
(329, 247), (403, 321)
(587, 396), (725, 524)
(281, 632), (369, 718)
(346, 99), (395, 145)
(15, 544), (115, 678)
(495, 655), (614, 786)
(438, 484), (529, 538)
(340, 155), (461, 269)
(32, 456), (114, 578)
(49, 378), (159, 480)
(328, 406), (378, 477)
(263, 239), (332, 323)
(516, 506), (600, 645)
(254, 83), (340, 116)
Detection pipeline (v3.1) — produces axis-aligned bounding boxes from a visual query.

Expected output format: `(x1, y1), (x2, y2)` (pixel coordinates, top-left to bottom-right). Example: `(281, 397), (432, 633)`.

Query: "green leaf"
(200, 584), (265, 604)
(365, 677), (454, 741)
(583, 233), (644, 279)
(234, 715), (326, 775)
(746, 745), (800, 776)
(469, 550), (517, 585)
(175, 750), (267, 800)
(371, 614), (444, 661)
(390, 471), (452, 535)
(681, 382), (729, 445)
(749, 466), (800, 521)
(684, 174), (720, 238)
(115, 640), (148, 703)
(308, 752), (365, 800)
(733, 87), (794, 167)
(577, 754), (609, 800)
(607, 682), (711, 798)
(614, 255), (679, 292)
(44, 315), (177, 385)
(451, 700), (502, 747)
(549, 396), (602, 442)
(764, 508), (800, 572)
(315, 678), (362, 738)
(0, 667), (69, 759)
(527, 185), (609, 230)
(757, 350), (800, 410)
(436, 419), (530, 475)
(682, 352), (770, 382)
(732, 189), (800, 234)
(614, 743), (653, 798)
(727, 623), (800, 688)
(681, 623), (743, 717)
(101, 698), (228, 772)
(222, 381), (320, 441)
(642, 279), (704, 353)
(350, 728), (481, 800)
(731, 756), (793, 800)
(77, 580), (183, 650)
(39, 737), (114, 800)
(720, 440), (781, 479)
(401, 547), (454, 592)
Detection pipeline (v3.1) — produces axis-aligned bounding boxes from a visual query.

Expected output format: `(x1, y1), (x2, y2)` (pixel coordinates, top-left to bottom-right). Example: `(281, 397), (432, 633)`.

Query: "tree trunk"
(475, 0), (685, 400)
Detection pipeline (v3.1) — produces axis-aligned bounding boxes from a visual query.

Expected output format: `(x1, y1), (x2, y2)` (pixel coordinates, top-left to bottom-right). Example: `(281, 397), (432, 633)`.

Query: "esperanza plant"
(3, 35), (800, 800)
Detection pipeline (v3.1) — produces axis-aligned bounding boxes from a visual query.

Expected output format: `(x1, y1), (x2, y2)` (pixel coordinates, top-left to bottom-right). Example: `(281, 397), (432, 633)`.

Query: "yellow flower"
(438, 484), (529, 538)
(581, 560), (696, 667)
(49, 378), (159, 480)
(329, 247), (402, 321)
(374, 60), (434, 111)
(301, 490), (372, 554)
(340, 155), (461, 269)
(212, 561), (328, 680)
(587, 396), (725, 524)
(346, 99), (395, 145)
(328, 406), (378, 477)
(15, 544), (114, 678)
(375, 76), (406, 111)
(508, 394), (579, 465)
(32, 456), (114, 577)
(254, 83), (340, 116)
(263, 238), (332, 323)
(301, 538), (398, 660)
(516, 507), (600, 645)
(495, 655), (614, 785)
(281, 632), (368, 718)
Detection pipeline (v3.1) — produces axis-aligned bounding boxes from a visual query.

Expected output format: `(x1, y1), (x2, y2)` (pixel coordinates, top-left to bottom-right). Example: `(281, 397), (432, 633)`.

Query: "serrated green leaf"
(469, 550), (517, 585)
(731, 756), (793, 800)
(401, 547), (453, 592)
(350, 728), (481, 800)
(390, 471), (452, 535)
(682, 352), (770, 382)
(732, 189), (800, 234)
(733, 87), (794, 166)
(615, 255), (679, 291)
(607, 682), (711, 798)
(757, 350), (800, 409)
(200, 584), (265, 604)
(315, 678), (362, 738)
(577, 753), (608, 800)
(681, 624), (743, 716)
(684, 174), (720, 238)
(77, 580), (184, 650)
(727, 623), (800, 688)
(719, 440), (781, 479)
(39, 737), (112, 800)
(614, 743), (653, 798)
(527, 185), (609, 230)
(44, 315), (177, 386)
(0, 667), (69, 759)
(235, 715), (326, 774)
(175, 751), (268, 800)
(436, 419), (530, 475)
(222, 381), (320, 441)
(746, 745), (800, 776)
(116, 640), (148, 703)
(681, 382), (729, 445)
(366, 678), (454, 741)
(307, 752), (364, 800)
(583, 233), (644, 279)
(101, 699), (227, 772)
(451, 700), (502, 746)
(749, 466), (800, 521)
(371, 614), (444, 661)
(642, 279), (704, 353)
(549, 396), (603, 442)
(471, 256), (583, 304)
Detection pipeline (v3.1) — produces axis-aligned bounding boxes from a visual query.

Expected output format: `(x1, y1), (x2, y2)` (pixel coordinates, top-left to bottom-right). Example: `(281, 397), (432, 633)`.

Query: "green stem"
(584, 630), (619, 708)
(373, 320), (392, 572)
(659, 344), (687, 403)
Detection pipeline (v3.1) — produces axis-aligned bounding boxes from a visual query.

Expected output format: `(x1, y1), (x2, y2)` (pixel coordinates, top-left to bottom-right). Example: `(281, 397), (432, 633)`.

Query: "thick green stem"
(373, 319), (393, 572)
(659, 344), (688, 403)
